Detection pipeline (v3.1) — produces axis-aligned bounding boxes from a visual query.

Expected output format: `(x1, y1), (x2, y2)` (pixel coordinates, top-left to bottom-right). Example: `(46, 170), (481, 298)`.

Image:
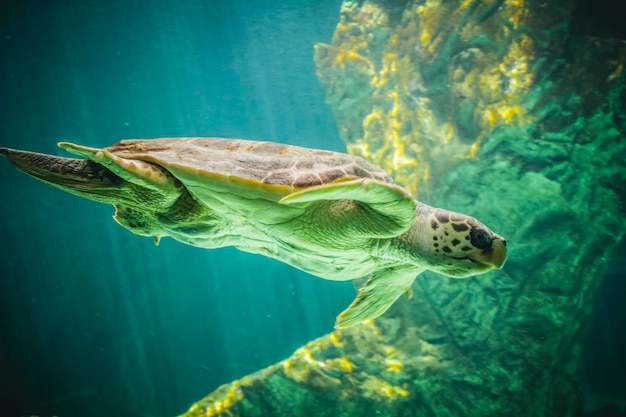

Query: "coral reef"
(180, 319), (445, 417)
(314, 0), (577, 198)
(179, 1), (626, 416)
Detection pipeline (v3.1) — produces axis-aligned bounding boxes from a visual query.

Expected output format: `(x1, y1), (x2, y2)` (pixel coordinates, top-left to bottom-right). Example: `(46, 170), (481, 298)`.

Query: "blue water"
(1, 1), (625, 417)
(0, 1), (350, 416)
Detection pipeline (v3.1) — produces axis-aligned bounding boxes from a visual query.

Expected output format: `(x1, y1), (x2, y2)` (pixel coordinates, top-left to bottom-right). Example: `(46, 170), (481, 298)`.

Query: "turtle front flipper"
(335, 266), (421, 329)
(279, 178), (416, 238)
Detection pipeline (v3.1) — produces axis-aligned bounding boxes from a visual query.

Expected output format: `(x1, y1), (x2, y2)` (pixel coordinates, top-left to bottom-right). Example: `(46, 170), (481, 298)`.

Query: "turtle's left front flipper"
(0, 147), (124, 204)
(335, 266), (422, 328)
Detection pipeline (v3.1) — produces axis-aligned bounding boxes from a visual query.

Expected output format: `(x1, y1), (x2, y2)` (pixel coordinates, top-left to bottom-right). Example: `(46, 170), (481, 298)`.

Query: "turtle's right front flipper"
(0, 147), (125, 204)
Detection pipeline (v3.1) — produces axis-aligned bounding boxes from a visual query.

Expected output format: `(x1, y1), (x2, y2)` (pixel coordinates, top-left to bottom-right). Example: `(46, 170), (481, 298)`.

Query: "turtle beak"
(481, 234), (507, 269)
(462, 233), (507, 272)
(0, 147), (124, 204)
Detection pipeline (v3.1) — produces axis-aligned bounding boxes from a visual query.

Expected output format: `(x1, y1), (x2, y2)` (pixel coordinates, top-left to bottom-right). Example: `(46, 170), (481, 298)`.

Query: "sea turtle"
(0, 138), (506, 328)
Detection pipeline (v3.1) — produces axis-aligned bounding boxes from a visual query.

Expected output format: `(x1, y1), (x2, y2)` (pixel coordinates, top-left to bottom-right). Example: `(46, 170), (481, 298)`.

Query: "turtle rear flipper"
(0, 147), (124, 204)
(335, 266), (421, 329)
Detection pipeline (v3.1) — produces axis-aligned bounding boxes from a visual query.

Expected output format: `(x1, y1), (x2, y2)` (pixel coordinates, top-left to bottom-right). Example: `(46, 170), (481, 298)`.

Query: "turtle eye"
(470, 228), (493, 250)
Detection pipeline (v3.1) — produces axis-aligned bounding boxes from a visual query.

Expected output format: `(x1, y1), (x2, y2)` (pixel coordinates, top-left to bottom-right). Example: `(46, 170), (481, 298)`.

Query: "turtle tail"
(0, 147), (125, 204)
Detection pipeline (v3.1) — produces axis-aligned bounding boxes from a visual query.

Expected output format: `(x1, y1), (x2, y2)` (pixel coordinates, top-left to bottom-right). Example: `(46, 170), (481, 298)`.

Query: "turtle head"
(414, 206), (507, 278)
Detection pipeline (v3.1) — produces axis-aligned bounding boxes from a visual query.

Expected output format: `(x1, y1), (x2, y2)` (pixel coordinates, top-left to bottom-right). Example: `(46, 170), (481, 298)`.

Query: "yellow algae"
(499, 105), (522, 124)
(331, 8), (435, 197)
(383, 52), (398, 67)
(426, 32), (443, 56)
(454, 35), (535, 159)
(385, 384), (409, 399)
(282, 345), (344, 391)
(481, 102), (529, 128)
(224, 381), (244, 407)
(347, 141), (371, 159)
(341, 356), (354, 372)
(362, 376), (410, 401)
(382, 345), (397, 357)
(467, 142), (480, 159)
(327, 356), (355, 373)
(339, 0), (359, 15)
(483, 107), (498, 126)
(354, 2), (389, 27)
(363, 110), (382, 129)
(302, 349), (324, 367)
(496, 36), (535, 98)
(330, 331), (345, 348)
(202, 401), (222, 417)
(505, 0), (528, 29)
(385, 358), (404, 374)
(315, 0), (540, 197)
(282, 357), (296, 374)
(459, 0), (475, 11)
(362, 319), (383, 338)
(441, 123), (455, 144)
(413, 0), (450, 57)
(200, 380), (244, 417)
(332, 45), (373, 70)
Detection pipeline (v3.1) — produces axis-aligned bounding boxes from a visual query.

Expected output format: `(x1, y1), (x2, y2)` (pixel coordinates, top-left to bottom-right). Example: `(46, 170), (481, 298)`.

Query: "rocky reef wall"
(179, 1), (626, 416)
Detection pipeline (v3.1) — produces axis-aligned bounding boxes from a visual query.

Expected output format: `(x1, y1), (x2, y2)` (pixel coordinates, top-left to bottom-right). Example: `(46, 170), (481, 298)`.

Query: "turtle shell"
(101, 137), (393, 200)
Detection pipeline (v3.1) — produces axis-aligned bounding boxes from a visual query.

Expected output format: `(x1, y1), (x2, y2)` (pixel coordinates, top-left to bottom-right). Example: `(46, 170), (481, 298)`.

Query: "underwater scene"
(0, 0), (624, 416)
